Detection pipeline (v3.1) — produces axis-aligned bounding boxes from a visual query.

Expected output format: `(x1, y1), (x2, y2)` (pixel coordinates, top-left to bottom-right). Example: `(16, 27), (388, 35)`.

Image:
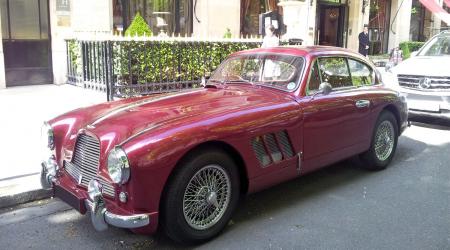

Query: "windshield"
(209, 54), (304, 91)
(418, 35), (450, 56)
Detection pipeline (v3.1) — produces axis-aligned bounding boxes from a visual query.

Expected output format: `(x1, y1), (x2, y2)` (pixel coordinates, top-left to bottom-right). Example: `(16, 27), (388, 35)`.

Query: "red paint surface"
(48, 46), (407, 234)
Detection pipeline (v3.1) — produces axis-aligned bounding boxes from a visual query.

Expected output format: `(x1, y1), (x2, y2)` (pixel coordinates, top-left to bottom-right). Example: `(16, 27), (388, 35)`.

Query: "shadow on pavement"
(409, 117), (450, 130)
(9, 130), (438, 249)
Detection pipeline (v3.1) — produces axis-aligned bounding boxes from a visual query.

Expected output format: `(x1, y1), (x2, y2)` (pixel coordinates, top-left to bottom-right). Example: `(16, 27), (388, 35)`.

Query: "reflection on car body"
(40, 46), (408, 244)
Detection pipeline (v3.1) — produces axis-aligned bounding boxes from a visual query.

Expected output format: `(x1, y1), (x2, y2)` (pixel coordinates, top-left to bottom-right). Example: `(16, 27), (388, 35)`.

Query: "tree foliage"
(399, 41), (425, 59)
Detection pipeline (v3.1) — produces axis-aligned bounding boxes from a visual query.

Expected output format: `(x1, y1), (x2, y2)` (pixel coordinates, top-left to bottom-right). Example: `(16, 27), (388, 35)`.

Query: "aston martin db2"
(41, 46), (408, 244)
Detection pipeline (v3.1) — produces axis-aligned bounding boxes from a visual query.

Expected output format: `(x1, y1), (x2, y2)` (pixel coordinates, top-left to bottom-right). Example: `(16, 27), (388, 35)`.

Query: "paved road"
(1, 121), (449, 250)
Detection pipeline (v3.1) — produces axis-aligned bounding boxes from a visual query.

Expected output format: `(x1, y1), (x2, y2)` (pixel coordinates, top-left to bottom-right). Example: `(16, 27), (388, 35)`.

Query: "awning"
(419, 0), (450, 25)
(445, 0), (450, 8)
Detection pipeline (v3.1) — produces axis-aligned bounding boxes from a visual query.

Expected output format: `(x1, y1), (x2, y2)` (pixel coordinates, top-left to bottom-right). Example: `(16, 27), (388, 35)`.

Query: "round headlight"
(107, 147), (130, 184)
(41, 122), (54, 150)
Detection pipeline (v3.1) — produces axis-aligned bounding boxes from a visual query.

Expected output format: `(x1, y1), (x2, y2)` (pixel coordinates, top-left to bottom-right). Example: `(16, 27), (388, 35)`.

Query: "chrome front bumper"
(40, 159), (150, 231)
(399, 88), (450, 120)
(84, 198), (150, 231)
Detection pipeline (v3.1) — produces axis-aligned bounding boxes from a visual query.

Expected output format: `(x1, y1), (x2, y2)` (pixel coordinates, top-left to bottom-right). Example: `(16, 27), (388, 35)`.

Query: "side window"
(307, 61), (321, 94)
(348, 59), (374, 86)
(317, 57), (352, 89)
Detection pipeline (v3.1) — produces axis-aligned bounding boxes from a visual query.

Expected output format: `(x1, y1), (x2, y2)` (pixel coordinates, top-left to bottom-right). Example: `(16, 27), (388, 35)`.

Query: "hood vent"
(251, 130), (294, 167)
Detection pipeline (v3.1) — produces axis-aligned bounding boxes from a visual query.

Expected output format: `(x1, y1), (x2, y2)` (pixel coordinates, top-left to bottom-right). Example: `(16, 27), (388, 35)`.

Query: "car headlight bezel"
(107, 146), (130, 185)
(41, 122), (55, 150)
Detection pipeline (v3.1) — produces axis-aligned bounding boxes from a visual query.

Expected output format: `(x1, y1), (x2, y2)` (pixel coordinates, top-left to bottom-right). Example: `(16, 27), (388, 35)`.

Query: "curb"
(0, 188), (53, 209)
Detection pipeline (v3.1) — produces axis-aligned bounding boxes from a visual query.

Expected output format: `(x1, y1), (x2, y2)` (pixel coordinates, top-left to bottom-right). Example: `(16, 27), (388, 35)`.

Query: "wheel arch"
(159, 140), (249, 214)
(382, 104), (401, 132)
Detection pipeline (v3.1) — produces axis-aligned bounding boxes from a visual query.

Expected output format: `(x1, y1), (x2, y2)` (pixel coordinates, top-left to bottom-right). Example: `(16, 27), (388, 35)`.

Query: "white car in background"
(390, 31), (450, 121)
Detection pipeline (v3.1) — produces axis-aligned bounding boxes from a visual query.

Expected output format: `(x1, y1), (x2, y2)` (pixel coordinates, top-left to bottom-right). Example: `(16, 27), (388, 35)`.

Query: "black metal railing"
(66, 37), (263, 101)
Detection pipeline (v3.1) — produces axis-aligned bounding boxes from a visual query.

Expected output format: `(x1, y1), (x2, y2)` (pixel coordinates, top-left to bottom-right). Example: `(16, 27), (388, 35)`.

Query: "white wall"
(279, 0), (316, 45)
(49, 0), (113, 85)
(305, 1), (317, 46)
(193, 0), (241, 38)
(388, 0), (412, 51)
(346, 0), (370, 52)
(71, 0), (113, 32)
(49, 0), (70, 85)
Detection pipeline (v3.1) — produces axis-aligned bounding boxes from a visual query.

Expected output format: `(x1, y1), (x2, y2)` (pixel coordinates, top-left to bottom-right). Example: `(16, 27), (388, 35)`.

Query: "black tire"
(360, 111), (399, 170)
(161, 149), (240, 245)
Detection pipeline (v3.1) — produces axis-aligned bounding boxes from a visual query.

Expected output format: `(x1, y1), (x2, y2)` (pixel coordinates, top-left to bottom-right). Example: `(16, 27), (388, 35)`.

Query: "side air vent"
(252, 137), (271, 167)
(264, 134), (282, 163)
(251, 130), (294, 167)
(276, 130), (294, 158)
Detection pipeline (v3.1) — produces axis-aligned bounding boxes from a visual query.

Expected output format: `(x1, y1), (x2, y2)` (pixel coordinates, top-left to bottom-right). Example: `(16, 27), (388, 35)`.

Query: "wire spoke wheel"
(183, 164), (231, 230)
(374, 120), (395, 161)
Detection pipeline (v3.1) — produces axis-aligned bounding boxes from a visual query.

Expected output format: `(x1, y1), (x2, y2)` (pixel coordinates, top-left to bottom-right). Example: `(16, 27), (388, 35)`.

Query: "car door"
(300, 56), (372, 171)
(346, 57), (378, 142)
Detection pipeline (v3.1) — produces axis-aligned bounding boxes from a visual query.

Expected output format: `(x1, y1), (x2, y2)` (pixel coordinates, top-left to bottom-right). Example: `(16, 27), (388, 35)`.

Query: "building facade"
(0, 0), (448, 88)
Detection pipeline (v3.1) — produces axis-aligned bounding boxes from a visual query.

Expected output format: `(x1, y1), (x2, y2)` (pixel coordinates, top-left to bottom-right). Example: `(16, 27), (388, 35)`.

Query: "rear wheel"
(161, 149), (240, 244)
(360, 111), (398, 170)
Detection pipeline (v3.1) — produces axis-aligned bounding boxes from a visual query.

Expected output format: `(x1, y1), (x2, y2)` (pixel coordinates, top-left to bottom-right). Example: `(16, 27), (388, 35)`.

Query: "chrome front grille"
(398, 74), (450, 90)
(64, 134), (115, 197)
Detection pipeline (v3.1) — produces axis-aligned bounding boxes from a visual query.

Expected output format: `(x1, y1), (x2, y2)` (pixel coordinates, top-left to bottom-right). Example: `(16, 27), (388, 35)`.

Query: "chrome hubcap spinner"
(374, 120), (395, 161)
(183, 165), (231, 230)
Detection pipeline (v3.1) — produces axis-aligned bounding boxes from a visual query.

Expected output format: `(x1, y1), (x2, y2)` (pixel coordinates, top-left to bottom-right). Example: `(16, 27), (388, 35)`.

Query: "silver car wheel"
(374, 120), (395, 161)
(183, 164), (231, 230)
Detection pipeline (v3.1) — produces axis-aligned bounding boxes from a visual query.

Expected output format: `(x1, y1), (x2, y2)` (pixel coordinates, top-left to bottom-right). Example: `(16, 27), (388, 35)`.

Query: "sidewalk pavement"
(0, 84), (106, 208)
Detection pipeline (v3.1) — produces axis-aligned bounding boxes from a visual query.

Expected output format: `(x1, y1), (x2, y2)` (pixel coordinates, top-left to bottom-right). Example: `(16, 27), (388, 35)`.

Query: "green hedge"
(67, 39), (262, 96)
(113, 40), (260, 85)
(399, 41), (425, 59)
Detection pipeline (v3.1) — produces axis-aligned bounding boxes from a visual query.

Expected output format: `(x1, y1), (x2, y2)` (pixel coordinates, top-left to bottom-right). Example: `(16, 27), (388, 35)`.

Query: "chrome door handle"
(355, 100), (370, 108)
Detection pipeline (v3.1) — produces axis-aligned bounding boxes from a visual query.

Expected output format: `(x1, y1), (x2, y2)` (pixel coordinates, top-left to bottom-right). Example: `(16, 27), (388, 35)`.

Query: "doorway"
(316, 3), (348, 47)
(1, 0), (52, 86)
(368, 0), (391, 54)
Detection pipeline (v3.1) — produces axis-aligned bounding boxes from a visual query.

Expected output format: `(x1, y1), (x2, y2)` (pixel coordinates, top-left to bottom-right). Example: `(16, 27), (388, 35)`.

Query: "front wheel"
(360, 111), (398, 170)
(161, 149), (240, 244)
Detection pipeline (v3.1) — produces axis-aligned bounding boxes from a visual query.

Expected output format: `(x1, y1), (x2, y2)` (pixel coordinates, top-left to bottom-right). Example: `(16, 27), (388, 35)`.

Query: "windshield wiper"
(225, 79), (253, 85)
(208, 79), (224, 84)
(208, 78), (254, 85)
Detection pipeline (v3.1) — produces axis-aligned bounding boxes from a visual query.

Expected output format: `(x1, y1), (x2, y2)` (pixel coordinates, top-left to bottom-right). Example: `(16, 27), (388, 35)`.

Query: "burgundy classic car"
(41, 46), (408, 244)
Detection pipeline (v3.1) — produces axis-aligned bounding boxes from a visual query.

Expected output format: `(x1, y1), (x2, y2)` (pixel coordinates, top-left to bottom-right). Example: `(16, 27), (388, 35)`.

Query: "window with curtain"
(241, 0), (281, 37)
(368, 0), (391, 54)
(113, 0), (192, 36)
(1, 0), (49, 40)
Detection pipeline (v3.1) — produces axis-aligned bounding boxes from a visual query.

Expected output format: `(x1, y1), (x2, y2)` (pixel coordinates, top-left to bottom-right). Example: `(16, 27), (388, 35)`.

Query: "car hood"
(392, 56), (450, 77)
(58, 86), (296, 147)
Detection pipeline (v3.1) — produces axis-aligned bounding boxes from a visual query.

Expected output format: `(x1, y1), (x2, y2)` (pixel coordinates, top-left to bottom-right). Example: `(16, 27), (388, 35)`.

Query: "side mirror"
(318, 82), (332, 95)
(410, 51), (418, 57)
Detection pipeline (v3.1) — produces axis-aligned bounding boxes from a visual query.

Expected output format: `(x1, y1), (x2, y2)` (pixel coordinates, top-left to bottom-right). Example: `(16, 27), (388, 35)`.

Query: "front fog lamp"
(41, 122), (54, 150)
(107, 147), (130, 184)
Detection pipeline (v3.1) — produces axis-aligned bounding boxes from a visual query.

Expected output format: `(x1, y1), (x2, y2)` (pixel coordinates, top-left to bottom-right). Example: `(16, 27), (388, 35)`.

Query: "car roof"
(231, 45), (367, 60)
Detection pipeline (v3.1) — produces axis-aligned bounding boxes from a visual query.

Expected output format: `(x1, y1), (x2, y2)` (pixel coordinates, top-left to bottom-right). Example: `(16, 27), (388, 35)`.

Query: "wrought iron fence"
(66, 36), (264, 101)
